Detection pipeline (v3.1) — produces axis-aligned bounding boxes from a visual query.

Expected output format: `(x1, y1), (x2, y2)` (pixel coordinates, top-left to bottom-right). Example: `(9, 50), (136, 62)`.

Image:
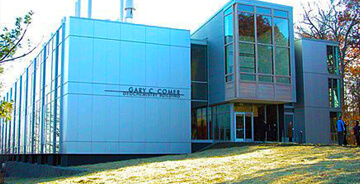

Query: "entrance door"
(235, 113), (254, 142)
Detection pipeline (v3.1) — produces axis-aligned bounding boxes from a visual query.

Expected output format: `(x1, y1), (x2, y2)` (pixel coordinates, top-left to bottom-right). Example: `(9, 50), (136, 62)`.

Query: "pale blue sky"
(0, 0), (318, 92)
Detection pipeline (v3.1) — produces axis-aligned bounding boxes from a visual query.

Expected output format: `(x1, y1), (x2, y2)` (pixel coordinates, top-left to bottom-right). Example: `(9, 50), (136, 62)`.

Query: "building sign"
(105, 87), (184, 98)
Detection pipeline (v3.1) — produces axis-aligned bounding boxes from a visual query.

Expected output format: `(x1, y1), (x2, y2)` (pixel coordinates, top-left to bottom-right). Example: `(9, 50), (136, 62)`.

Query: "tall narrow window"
(328, 78), (340, 108)
(238, 12), (255, 42)
(275, 47), (290, 84)
(327, 46), (340, 74)
(274, 18), (289, 47)
(257, 15), (272, 44)
(239, 43), (256, 81)
(258, 45), (273, 82)
(225, 7), (234, 82)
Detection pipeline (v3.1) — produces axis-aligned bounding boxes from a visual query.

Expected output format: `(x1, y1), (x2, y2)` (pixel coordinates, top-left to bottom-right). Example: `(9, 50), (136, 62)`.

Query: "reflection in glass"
(257, 7), (271, 15)
(238, 12), (255, 42)
(257, 15), (272, 44)
(226, 44), (234, 82)
(258, 45), (273, 75)
(239, 43), (255, 73)
(327, 46), (340, 74)
(224, 14), (234, 44)
(259, 76), (273, 83)
(275, 47), (290, 76)
(333, 79), (340, 108)
(328, 79), (333, 107)
(274, 10), (288, 18)
(274, 18), (289, 46)
(191, 44), (207, 82)
(240, 74), (256, 81)
(238, 4), (254, 12)
(277, 77), (290, 84)
(327, 46), (334, 74)
(191, 83), (208, 101)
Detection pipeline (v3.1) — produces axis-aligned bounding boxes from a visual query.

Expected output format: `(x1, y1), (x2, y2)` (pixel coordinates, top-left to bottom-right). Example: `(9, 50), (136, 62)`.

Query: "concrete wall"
(295, 39), (341, 144)
(62, 17), (191, 154)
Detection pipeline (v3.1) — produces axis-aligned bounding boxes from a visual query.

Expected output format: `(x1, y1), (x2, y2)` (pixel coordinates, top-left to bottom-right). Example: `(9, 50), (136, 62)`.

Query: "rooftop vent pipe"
(75, 0), (81, 17)
(125, 0), (135, 22)
(120, 0), (124, 21)
(88, 0), (92, 18)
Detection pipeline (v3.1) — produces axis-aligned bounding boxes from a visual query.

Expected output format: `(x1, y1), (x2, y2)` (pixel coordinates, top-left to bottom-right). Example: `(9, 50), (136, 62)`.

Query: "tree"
(0, 11), (34, 121)
(0, 11), (35, 63)
(297, 0), (360, 122)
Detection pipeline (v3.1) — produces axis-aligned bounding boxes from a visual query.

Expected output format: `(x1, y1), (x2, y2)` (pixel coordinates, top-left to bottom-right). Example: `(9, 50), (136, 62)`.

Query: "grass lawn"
(7, 144), (360, 183)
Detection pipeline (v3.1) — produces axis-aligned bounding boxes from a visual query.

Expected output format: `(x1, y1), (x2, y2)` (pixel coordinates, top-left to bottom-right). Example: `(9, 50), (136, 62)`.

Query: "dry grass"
(8, 144), (360, 184)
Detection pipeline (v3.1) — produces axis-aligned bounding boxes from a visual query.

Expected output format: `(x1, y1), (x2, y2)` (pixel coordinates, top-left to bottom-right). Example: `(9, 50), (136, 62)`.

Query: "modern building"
(295, 38), (342, 144)
(0, 0), (341, 166)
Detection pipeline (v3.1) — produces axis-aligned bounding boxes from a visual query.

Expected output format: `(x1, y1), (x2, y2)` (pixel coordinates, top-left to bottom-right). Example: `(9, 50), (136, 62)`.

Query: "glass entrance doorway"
(234, 113), (254, 142)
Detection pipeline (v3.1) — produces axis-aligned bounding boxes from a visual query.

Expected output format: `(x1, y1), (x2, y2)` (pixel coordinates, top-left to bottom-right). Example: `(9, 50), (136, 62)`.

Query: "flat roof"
(296, 37), (339, 45)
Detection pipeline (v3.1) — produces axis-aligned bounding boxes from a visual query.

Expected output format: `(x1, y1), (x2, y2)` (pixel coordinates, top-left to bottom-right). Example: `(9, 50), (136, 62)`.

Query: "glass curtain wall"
(212, 104), (231, 141)
(225, 7), (235, 82)
(0, 23), (64, 155)
(191, 44), (212, 140)
(236, 4), (291, 84)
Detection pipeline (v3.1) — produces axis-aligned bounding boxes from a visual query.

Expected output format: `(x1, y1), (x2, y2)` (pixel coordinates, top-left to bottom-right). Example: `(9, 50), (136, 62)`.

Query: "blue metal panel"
(12, 83), (17, 154)
(0, 117), (2, 153)
(53, 28), (60, 154)
(5, 92), (9, 153)
(59, 19), (66, 154)
(9, 88), (13, 154)
(23, 68), (29, 153)
(17, 76), (23, 154)
(40, 45), (47, 154)
(31, 59), (37, 154)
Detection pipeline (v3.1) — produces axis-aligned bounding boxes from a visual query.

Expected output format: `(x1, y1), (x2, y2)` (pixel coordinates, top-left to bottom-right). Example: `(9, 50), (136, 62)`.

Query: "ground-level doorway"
(234, 112), (254, 142)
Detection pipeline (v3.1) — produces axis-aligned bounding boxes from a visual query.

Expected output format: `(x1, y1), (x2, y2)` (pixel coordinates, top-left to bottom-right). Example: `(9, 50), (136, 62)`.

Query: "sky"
(0, 0), (315, 93)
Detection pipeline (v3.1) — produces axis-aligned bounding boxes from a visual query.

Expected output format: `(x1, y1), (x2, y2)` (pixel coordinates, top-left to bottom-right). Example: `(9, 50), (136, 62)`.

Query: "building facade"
(0, 0), (342, 166)
(295, 38), (342, 144)
(190, 0), (296, 145)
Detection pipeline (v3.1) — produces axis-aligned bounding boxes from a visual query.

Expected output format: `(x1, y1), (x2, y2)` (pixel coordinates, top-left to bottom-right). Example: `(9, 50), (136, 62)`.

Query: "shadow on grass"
(6, 145), (270, 183)
(228, 159), (360, 184)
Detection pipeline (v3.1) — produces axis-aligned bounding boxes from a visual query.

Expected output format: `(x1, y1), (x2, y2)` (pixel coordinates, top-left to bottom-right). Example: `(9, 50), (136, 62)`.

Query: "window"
(328, 78), (340, 108)
(235, 3), (291, 84)
(327, 46), (340, 75)
(275, 47), (290, 84)
(274, 18), (289, 46)
(238, 12), (255, 42)
(191, 44), (207, 82)
(239, 43), (256, 81)
(212, 104), (231, 141)
(257, 7), (271, 15)
(224, 13), (234, 44)
(257, 15), (272, 44)
(225, 44), (234, 82)
(274, 10), (288, 18)
(258, 45), (273, 82)
(225, 7), (234, 82)
(238, 4), (254, 12)
(330, 112), (340, 142)
(191, 103), (210, 140)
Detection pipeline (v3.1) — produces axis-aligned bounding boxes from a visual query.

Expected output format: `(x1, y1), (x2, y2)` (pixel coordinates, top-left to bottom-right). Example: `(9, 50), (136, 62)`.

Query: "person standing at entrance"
(336, 116), (345, 146)
(353, 121), (360, 146)
(287, 122), (293, 142)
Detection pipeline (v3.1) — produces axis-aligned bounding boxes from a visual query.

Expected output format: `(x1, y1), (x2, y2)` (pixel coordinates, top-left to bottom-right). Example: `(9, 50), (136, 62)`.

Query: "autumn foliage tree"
(0, 11), (34, 121)
(298, 0), (360, 122)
